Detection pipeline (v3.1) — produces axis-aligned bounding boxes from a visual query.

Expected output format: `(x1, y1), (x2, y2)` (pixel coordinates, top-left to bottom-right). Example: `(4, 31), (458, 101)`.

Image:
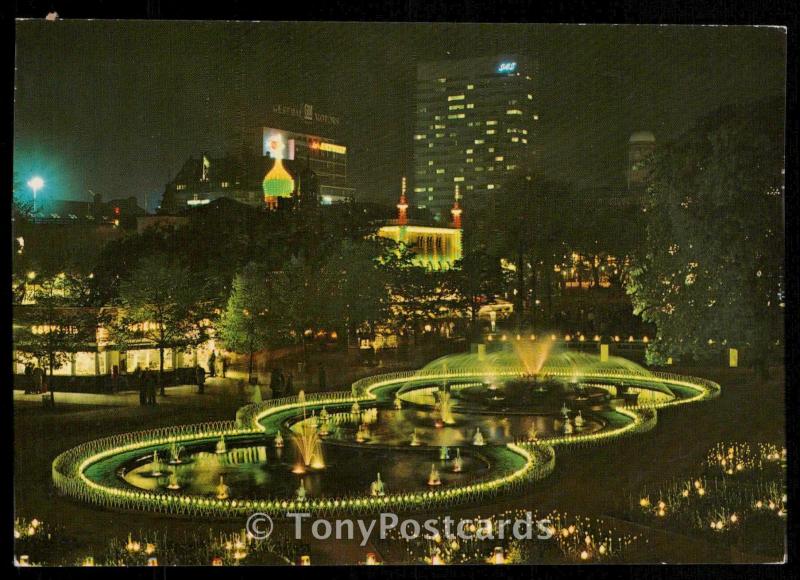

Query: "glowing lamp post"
(27, 176), (44, 213)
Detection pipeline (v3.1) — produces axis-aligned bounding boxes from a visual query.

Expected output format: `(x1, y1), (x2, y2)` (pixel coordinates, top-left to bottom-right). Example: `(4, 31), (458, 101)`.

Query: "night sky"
(14, 22), (786, 209)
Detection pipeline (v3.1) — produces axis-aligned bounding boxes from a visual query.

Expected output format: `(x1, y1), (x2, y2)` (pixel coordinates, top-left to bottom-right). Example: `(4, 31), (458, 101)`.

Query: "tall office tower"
(413, 56), (539, 221)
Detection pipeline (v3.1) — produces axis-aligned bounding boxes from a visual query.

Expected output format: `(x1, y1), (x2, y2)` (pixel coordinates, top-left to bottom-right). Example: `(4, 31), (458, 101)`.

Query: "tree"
(317, 239), (390, 347)
(13, 273), (96, 383)
(485, 174), (570, 330)
(218, 263), (288, 383)
(446, 246), (504, 340)
(626, 99), (784, 372)
(112, 256), (214, 394)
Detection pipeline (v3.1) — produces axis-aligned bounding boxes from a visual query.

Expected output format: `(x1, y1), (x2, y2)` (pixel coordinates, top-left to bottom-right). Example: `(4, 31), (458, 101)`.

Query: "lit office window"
(414, 134), (427, 140)
(511, 137), (520, 142)
(467, 84), (474, 89)
(447, 94), (465, 101)
(221, 182), (229, 188)
(474, 139), (485, 144)
(453, 176), (464, 182)
(486, 129), (496, 135)
(438, 78), (446, 83)
(486, 120), (497, 125)
(506, 109), (523, 115)
(466, 103), (474, 109)
(506, 165), (517, 171)
(466, 148), (473, 154)
(448, 104), (465, 111)
(495, 156), (504, 161)
(466, 158), (474, 163)
(527, 94), (533, 100)
(414, 187), (426, 193)
(533, 114), (539, 120)
(487, 184), (495, 189)
(435, 133), (444, 138)
(428, 160), (434, 166)
(522, 138), (528, 144)
(436, 169), (445, 174)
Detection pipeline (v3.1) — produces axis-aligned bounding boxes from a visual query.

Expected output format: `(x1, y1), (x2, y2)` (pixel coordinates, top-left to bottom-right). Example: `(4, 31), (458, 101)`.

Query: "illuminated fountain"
(319, 406), (329, 423)
(410, 429), (422, 446)
(274, 431), (284, 448)
(527, 425), (538, 442)
(166, 472), (181, 490)
(438, 390), (455, 425)
(318, 419), (331, 437)
(370, 473), (386, 496)
(292, 419), (325, 473)
(351, 401), (361, 416)
(452, 448), (463, 473)
(473, 428), (486, 446)
(427, 463), (441, 486)
(355, 423), (370, 443)
(296, 478), (307, 500)
(562, 418), (574, 435)
(440, 446), (450, 461)
(394, 397), (403, 410)
(216, 436), (227, 455)
(215, 476), (230, 500)
(168, 443), (185, 465)
(149, 451), (164, 477)
(574, 411), (585, 429)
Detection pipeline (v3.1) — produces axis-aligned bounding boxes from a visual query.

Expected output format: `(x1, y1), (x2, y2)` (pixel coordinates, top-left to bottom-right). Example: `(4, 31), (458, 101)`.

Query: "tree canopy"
(626, 99), (784, 365)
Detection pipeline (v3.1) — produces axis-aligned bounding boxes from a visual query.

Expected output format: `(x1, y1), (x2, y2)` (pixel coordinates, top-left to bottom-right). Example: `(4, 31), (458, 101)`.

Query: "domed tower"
(627, 131), (656, 191)
(263, 133), (295, 210)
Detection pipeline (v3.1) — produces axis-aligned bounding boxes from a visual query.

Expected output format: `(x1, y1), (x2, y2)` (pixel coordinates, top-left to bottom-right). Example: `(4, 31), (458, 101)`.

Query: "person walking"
(208, 351), (217, 378)
(111, 364), (119, 394)
(23, 362), (33, 394)
(138, 372), (147, 406)
(146, 371), (157, 406)
(196, 364), (206, 394)
(32, 365), (44, 395)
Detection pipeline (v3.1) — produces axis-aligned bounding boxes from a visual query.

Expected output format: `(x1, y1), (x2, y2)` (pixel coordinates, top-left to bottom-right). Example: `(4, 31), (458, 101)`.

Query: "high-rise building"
(413, 56), (539, 221)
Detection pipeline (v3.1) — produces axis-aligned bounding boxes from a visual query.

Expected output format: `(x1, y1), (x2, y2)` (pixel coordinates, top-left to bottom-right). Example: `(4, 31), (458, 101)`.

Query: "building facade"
(159, 149), (319, 213)
(377, 178), (463, 270)
(413, 56), (539, 221)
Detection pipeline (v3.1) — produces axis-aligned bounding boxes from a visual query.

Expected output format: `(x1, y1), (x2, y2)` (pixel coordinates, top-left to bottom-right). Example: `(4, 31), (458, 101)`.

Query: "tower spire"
(451, 184), (462, 229)
(397, 176), (408, 225)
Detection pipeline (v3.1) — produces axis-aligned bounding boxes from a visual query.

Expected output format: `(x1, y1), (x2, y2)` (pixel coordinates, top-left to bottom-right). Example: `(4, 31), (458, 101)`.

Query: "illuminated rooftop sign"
(497, 61), (517, 73)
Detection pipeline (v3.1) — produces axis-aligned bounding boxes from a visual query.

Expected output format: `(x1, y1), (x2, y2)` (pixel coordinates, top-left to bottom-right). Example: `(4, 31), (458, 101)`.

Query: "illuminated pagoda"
(377, 177), (463, 270)
(262, 132), (296, 210)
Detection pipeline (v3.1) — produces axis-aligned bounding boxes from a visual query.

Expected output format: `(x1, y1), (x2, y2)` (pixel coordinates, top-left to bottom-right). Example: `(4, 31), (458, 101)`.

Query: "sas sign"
(497, 61), (517, 73)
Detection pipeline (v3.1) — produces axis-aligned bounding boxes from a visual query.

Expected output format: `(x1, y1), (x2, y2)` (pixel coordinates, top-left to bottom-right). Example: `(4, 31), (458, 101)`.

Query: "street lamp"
(27, 176), (44, 213)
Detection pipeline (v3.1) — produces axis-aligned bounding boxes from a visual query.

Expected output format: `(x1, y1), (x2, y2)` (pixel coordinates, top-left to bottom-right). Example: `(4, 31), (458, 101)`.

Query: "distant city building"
(377, 177), (463, 270)
(159, 149), (319, 213)
(260, 127), (354, 204)
(413, 56), (539, 221)
(627, 131), (656, 191)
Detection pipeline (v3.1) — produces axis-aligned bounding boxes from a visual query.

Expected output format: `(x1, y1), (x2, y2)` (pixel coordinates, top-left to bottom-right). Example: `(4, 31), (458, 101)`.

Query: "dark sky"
(14, 22), (786, 209)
